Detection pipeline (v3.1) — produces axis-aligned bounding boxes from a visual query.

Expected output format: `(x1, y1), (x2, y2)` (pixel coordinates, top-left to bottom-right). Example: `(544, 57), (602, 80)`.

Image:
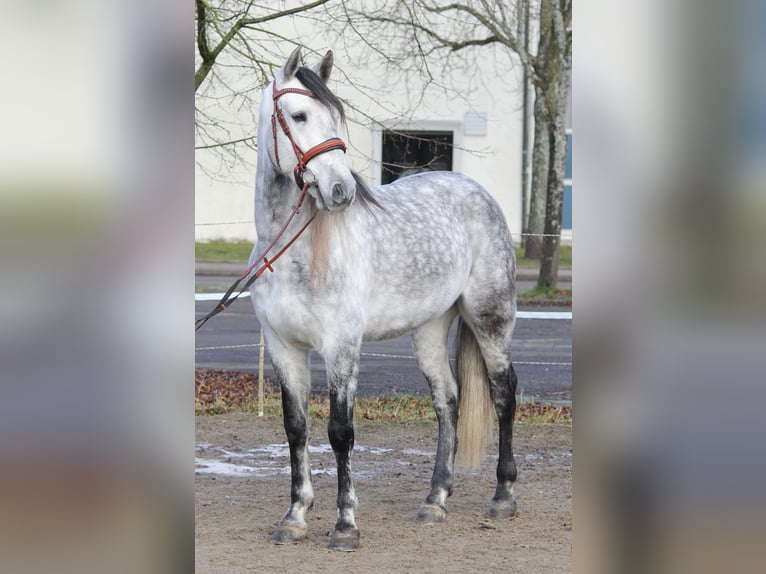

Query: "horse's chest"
(252, 264), (361, 348)
(252, 270), (320, 341)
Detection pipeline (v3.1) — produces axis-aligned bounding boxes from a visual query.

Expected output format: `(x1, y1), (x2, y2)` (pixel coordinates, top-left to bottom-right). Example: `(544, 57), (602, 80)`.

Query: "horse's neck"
(254, 161), (312, 243)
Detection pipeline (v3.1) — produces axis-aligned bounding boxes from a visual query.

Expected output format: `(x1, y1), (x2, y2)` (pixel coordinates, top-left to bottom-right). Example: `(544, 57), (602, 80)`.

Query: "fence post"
(258, 331), (265, 417)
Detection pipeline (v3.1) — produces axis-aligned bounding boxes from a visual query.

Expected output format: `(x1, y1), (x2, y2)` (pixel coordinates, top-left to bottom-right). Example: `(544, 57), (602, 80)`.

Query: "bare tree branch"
(195, 0), (333, 92)
(195, 135), (255, 151)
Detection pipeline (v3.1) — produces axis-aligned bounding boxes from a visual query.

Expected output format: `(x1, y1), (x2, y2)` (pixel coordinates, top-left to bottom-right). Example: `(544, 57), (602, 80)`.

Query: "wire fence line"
(195, 343), (570, 368)
(195, 308), (570, 364)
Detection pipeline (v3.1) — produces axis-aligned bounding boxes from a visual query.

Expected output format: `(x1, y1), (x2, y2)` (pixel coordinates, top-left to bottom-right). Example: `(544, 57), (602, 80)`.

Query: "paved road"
(195, 277), (571, 404)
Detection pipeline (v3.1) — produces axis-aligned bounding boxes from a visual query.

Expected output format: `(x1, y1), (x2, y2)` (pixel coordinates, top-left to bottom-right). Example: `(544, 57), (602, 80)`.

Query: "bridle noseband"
(270, 81), (347, 189)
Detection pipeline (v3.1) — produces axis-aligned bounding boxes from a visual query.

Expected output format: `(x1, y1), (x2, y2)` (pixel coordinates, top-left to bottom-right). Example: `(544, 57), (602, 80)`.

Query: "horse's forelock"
(295, 67), (346, 125)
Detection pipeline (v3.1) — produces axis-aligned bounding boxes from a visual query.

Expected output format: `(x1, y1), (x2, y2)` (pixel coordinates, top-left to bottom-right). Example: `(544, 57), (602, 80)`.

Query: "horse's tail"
(454, 318), (495, 471)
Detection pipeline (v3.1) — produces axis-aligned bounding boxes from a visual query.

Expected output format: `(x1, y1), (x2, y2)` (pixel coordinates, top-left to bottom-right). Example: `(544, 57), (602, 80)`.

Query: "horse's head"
(263, 46), (357, 212)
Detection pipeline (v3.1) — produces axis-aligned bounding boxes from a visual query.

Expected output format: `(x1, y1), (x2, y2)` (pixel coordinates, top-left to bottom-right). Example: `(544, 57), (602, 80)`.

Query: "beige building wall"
(196, 25), (526, 244)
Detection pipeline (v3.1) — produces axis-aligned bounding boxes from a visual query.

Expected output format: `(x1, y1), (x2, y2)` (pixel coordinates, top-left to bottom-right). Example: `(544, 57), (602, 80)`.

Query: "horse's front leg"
(325, 344), (362, 551)
(267, 339), (314, 545)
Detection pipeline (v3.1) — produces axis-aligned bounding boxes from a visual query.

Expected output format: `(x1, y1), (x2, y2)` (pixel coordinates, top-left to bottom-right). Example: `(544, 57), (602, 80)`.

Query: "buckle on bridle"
(293, 163), (318, 189)
(301, 167), (316, 185)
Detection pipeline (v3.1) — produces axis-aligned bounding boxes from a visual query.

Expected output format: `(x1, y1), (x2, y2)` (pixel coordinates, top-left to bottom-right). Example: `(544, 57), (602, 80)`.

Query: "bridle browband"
(270, 81), (347, 189)
(195, 80), (349, 331)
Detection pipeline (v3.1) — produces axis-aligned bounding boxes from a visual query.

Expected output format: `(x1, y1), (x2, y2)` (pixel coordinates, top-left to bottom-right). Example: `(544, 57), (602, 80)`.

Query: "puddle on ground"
(194, 442), (572, 480)
(195, 441), (571, 479)
(196, 441), (424, 479)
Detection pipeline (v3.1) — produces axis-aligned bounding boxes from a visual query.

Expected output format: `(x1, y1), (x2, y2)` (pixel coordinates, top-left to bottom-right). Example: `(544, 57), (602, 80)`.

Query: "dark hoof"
(415, 504), (447, 525)
(486, 498), (517, 519)
(271, 523), (308, 545)
(328, 528), (360, 551)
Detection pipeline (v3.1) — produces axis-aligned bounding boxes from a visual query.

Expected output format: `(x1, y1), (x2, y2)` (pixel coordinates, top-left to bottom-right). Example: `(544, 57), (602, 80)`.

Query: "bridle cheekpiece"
(271, 81), (347, 189)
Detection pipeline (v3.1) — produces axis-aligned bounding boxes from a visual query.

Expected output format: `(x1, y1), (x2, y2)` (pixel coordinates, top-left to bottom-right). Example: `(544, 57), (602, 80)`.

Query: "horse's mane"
(352, 170), (383, 212)
(310, 170), (383, 288)
(293, 67), (384, 286)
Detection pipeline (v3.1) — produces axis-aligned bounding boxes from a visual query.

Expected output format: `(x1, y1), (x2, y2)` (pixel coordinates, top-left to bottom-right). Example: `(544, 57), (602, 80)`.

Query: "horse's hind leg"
(412, 309), (459, 524)
(266, 337), (314, 544)
(487, 361), (519, 518)
(459, 300), (519, 518)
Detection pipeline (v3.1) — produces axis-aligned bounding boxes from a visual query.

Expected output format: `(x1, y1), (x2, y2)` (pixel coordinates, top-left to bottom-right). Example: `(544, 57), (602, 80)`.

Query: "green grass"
(516, 286), (572, 306)
(196, 241), (572, 269)
(235, 392), (438, 422)
(515, 245), (571, 268)
(199, 389), (570, 425)
(196, 240), (253, 261)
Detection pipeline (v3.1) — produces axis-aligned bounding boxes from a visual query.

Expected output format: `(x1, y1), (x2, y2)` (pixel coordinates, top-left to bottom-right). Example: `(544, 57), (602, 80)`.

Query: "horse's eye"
(291, 112), (307, 123)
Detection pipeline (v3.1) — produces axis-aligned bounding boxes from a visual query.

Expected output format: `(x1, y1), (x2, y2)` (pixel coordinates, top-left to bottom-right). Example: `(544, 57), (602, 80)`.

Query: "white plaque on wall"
(463, 112), (488, 136)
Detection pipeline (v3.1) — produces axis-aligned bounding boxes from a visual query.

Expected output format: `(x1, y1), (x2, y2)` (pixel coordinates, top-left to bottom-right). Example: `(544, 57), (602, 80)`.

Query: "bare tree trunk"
(536, 0), (571, 289)
(525, 85), (549, 259)
(538, 113), (566, 288)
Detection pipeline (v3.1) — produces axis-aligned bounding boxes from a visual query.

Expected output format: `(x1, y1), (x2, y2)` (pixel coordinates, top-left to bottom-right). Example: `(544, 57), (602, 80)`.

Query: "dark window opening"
(381, 130), (454, 185)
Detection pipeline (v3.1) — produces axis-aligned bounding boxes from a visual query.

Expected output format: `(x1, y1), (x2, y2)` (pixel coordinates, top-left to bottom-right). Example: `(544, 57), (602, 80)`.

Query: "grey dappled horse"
(251, 47), (519, 551)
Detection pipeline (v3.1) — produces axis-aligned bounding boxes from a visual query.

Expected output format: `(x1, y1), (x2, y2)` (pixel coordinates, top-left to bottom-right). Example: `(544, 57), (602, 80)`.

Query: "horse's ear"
(312, 50), (334, 83)
(283, 46), (302, 80)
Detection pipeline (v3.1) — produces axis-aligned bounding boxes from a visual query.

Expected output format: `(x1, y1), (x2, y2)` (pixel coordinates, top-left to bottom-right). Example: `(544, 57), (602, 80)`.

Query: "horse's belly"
(363, 286), (459, 342)
(363, 246), (471, 341)
(362, 320), (415, 342)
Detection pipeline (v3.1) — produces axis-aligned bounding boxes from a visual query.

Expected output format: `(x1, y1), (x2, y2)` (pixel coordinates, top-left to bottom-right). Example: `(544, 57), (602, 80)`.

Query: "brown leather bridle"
(270, 82), (347, 189)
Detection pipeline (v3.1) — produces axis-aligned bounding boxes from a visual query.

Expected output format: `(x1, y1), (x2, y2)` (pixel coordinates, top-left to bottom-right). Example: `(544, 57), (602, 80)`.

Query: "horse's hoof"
(271, 523), (308, 545)
(415, 504), (447, 525)
(486, 498), (517, 519)
(328, 528), (360, 551)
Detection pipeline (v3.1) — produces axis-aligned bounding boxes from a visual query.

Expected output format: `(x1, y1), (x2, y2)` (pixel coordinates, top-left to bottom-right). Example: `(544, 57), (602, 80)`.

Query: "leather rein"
(195, 81), (348, 331)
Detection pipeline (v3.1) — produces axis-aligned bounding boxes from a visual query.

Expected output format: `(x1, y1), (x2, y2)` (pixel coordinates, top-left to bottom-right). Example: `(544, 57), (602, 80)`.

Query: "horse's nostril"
(332, 183), (345, 202)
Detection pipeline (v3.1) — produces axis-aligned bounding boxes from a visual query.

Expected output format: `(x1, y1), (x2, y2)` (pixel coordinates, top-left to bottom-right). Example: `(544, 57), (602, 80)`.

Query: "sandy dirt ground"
(196, 413), (571, 573)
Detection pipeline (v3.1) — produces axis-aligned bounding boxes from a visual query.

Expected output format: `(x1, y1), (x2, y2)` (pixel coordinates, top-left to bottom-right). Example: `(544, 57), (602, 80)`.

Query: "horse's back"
(375, 171), (511, 233)
(376, 170), (490, 204)
(371, 171), (514, 269)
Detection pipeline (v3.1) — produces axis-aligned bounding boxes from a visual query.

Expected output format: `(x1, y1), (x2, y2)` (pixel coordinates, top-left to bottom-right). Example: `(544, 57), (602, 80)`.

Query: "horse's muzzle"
(320, 180), (355, 211)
